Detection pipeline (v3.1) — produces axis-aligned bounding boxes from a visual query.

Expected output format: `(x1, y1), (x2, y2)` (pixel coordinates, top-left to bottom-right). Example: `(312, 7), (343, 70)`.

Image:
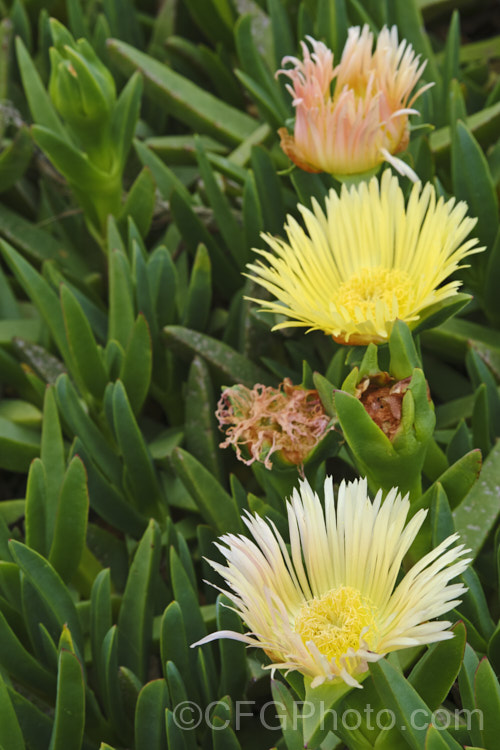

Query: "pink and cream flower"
(277, 25), (432, 180)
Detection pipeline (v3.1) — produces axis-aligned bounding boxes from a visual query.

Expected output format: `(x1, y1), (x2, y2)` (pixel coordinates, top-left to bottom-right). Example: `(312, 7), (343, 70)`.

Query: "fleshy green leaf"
(452, 121), (499, 254)
(118, 520), (161, 682)
(24, 459), (47, 555)
(108, 247), (135, 349)
(0, 607), (55, 695)
(120, 167), (156, 239)
(9, 541), (84, 658)
(61, 285), (108, 400)
(195, 138), (244, 265)
(48, 456), (89, 584)
(453, 440), (500, 558)
(15, 37), (67, 140)
(48, 632), (85, 750)
(119, 314), (152, 414)
(135, 680), (170, 750)
(474, 658), (500, 750)
(0, 240), (71, 364)
(182, 244), (212, 332)
(111, 380), (166, 519)
(185, 356), (223, 481)
(163, 326), (273, 388)
(0, 672), (25, 750)
(108, 40), (257, 145)
(408, 622), (466, 710)
(171, 448), (242, 534)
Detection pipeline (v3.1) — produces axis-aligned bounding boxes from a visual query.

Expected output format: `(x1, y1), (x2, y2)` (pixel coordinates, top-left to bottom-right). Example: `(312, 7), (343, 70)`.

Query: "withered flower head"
(355, 372), (431, 441)
(216, 378), (333, 470)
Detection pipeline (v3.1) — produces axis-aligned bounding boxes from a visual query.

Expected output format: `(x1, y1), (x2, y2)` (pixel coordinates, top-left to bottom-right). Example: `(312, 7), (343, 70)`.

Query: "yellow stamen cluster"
(295, 586), (378, 664)
(333, 267), (413, 326)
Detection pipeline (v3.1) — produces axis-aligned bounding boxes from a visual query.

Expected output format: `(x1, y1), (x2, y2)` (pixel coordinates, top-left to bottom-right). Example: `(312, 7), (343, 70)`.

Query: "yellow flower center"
(333, 267), (413, 319)
(294, 586), (377, 663)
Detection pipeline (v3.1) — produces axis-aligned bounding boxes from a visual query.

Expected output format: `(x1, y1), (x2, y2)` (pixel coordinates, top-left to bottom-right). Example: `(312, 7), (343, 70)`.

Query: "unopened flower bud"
(49, 30), (116, 133)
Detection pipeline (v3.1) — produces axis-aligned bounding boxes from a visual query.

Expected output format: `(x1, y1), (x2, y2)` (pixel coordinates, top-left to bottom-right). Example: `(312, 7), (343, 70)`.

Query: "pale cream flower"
(277, 25), (433, 180)
(193, 477), (469, 688)
(246, 171), (482, 345)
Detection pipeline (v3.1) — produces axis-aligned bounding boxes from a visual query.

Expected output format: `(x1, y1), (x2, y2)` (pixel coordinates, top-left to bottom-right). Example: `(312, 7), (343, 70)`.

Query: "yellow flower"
(246, 171), (482, 345)
(277, 26), (432, 179)
(192, 477), (469, 688)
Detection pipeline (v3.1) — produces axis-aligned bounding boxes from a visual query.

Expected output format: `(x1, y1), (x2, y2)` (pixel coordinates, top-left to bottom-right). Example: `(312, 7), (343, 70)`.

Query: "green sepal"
(358, 343), (380, 379)
(303, 674), (358, 749)
(389, 321), (421, 379)
(312, 372), (336, 418)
